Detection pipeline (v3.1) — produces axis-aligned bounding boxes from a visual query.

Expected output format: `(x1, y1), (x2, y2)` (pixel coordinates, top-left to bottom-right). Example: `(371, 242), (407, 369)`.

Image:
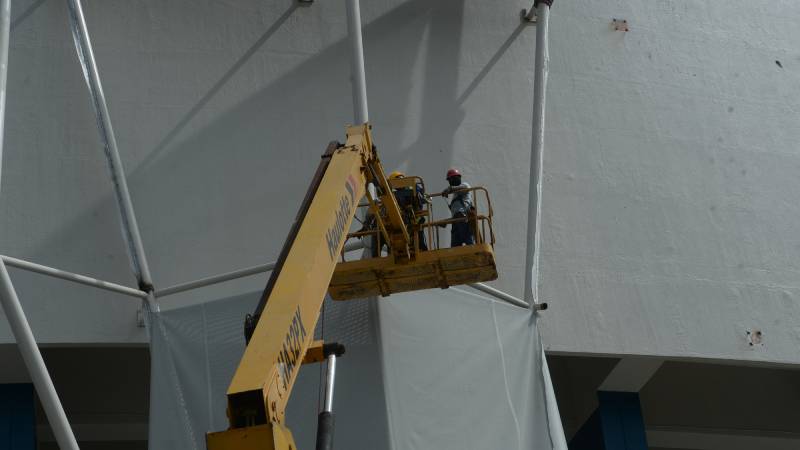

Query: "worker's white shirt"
(446, 182), (473, 216)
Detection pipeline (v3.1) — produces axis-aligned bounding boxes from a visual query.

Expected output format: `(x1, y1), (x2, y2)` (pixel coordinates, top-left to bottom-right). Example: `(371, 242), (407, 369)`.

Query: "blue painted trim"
(569, 391), (648, 450)
(597, 391), (648, 450)
(0, 384), (36, 450)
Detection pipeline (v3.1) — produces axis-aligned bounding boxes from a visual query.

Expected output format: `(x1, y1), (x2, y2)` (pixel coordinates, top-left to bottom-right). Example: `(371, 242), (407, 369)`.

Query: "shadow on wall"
(10, 0), (47, 31)
(28, 0), (475, 289)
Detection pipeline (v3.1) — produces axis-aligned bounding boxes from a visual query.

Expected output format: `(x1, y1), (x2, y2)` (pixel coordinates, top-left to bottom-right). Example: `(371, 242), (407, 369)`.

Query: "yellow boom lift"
(206, 124), (498, 450)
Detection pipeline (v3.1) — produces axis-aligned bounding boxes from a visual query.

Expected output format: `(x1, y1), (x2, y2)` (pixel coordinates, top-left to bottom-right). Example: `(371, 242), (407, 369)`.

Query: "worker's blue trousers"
(451, 215), (475, 247)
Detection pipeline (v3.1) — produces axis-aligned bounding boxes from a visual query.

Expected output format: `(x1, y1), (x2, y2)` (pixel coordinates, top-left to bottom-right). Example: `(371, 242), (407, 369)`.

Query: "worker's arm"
(440, 182), (471, 198)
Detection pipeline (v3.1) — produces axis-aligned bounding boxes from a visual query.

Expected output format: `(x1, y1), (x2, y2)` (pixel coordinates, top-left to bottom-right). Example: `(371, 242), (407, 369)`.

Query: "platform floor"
(328, 243), (498, 301)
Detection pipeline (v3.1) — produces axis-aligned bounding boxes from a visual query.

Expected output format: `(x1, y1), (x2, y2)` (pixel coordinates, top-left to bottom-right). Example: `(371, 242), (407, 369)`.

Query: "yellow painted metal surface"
(364, 152), (411, 261)
(207, 423), (297, 450)
(302, 340), (326, 364)
(328, 243), (498, 300)
(221, 126), (370, 433)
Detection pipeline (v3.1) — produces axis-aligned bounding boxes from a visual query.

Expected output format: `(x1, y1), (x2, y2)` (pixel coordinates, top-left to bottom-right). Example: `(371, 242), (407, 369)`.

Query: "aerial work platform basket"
(328, 177), (498, 300)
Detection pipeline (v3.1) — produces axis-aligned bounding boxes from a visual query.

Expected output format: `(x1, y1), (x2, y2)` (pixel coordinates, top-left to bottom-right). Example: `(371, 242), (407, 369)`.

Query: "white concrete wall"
(539, 0), (800, 364)
(1, 0), (799, 365)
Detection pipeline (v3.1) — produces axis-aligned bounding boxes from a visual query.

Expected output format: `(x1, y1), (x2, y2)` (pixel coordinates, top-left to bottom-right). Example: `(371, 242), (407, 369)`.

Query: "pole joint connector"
(137, 280), (154, 293)
(323, 342), (346, 358)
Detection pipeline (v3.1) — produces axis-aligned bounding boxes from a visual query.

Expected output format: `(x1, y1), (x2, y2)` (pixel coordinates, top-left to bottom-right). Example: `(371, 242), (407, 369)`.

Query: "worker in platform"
(442, 168), (475, 247)
(389, 171), (428, 251)
(360, 208), (386, 257)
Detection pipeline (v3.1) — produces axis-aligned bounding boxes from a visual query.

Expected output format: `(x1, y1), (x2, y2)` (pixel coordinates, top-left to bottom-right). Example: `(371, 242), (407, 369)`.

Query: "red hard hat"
(446, 168), (461, 179)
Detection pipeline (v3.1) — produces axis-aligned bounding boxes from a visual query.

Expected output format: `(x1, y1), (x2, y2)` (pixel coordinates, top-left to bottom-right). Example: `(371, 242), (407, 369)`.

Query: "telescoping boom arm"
(207, 124), (409, 450)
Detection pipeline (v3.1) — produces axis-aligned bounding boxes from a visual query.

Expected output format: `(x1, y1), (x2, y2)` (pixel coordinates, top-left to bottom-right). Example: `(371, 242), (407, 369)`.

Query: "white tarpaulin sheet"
(148, 288), (566, 449)
(379, 287), (564, 449)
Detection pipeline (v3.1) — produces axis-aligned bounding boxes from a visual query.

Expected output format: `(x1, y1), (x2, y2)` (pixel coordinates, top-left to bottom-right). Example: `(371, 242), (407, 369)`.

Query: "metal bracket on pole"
(522, 0), (553, 24)
(521, 8), (537, 23)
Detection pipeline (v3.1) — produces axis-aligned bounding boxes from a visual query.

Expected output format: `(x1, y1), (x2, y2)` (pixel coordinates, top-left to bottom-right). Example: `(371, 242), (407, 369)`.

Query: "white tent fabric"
(147, 288), (566, 449)
(379, 287), (565, 450)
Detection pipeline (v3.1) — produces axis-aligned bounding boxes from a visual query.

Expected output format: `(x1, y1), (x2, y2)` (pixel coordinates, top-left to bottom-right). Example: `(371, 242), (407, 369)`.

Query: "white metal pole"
(156, 262), (277, 298)
(315, 343), (343, 450)
(66, 0), (155, 298)
(0, 0), (8, 192)
(0, 261), (80, 450)
(345, 0), (369, 124)
(524, 0), (551, 310)
(155, 240), (365, 298)
(1, 255), (148, 299)
(323, 354), (337, 413)
(468, 282), (531, 309)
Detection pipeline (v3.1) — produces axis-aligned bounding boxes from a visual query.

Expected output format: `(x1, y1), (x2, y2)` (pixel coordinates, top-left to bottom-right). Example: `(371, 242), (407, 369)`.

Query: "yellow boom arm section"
(207, 124), (406, 450)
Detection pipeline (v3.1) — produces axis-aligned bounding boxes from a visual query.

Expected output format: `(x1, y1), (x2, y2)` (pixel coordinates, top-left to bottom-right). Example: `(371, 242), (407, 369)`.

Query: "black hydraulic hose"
(315, 411), (335, 450)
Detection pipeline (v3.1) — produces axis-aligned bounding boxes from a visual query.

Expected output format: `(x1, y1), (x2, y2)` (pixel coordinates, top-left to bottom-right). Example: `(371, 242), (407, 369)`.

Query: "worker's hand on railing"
(431, 190), (456, 200)
(434, 187), (471, 199)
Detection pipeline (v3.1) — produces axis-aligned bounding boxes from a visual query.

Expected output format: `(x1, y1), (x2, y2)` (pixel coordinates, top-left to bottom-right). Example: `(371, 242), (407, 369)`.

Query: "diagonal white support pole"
(468, 282), (530, 309)
(524, 0), (551, 311)
(66, 0), (156, 310)
(1, 255), (148, 299)
(156, 240), (366, 298)
(0, 265), (81, 450)
(345, 0), (369, 124)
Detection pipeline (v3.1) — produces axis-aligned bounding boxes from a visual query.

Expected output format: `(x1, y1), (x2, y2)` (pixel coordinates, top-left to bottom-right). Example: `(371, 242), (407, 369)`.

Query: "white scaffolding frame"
(0, 1), (542, 446)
